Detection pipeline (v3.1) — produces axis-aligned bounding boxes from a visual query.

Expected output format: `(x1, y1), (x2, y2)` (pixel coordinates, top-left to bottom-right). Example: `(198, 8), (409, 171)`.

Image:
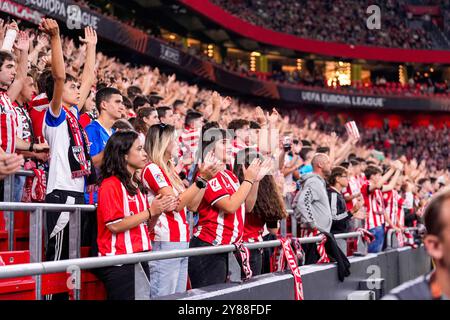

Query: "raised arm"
(39, 19), (65, 116)
(381, 163), (403, 192)
(7, 26), (28, 101)
(78, 27), (97, 111)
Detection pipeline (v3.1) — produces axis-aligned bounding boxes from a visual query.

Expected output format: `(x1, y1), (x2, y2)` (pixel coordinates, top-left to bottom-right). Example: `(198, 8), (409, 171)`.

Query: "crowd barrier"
(0, 171), (420, 300)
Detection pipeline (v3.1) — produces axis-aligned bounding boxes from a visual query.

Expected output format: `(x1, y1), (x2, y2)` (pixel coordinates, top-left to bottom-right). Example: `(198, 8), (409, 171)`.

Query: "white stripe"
(173, 209), (188, 242)
(213, 211), (225, 245)
(194, 225), (202, 238)
(229, 204), (242, 244)
(330, 193), (338, 219)
(54, 232), (60, 261)
(6, 103), (13, 153)
(106, 219), (123, 226)
(137, 192), (149, 251)
(58, 229), (64, 261)
(108, 233), (117, 256)
(211, 194), (229, 207)
(154, 213), (170, 241)
(121, 184), (133, 254)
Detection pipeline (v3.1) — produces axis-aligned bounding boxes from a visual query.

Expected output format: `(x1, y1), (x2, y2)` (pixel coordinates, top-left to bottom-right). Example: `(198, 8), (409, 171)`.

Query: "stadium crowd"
(68, 0), (450, 98)
(0, 17), (449, 300)
(211, 0), (434, 49)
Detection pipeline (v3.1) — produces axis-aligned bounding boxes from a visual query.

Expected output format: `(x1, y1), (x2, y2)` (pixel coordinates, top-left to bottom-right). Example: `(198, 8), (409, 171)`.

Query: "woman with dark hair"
(188, 127), (272, 288)
(141, 123), (221, 298)
(96, 130), (178, 300)
(233, 148), (287, 276)
(327, 166), (364, 253)
(133, 106), (159, 143)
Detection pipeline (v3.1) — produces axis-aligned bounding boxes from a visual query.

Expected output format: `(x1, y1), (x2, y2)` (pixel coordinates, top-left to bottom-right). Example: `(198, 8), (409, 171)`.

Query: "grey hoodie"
(294, 173), (332, 233)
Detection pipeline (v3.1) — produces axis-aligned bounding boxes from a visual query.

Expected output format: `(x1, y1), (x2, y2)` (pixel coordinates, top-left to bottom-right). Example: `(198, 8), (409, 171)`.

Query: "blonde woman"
(141, 123), (220, 298)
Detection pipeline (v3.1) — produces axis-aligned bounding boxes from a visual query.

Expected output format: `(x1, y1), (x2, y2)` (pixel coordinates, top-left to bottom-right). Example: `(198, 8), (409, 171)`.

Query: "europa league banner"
(4, 0), (450, 112)
(9, 0), (149, 53)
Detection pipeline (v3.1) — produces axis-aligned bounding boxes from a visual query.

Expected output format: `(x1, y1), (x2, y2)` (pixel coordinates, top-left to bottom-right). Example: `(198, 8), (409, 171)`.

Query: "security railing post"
(4, 174), (15, 251)
(280, 218), (287, 238)
(29, 208), (43, 300)
(290, 212), (297, 238)
(188, 211), (194, 239)
(69, 208), (81, 300)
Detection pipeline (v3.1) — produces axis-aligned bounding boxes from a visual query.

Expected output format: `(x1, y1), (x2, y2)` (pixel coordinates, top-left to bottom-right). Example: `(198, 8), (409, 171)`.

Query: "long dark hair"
(100, 130), (144, 195)
(134, 106), (156, 134)
(233, 148), (287, 221)
(190, 123), (231, 183)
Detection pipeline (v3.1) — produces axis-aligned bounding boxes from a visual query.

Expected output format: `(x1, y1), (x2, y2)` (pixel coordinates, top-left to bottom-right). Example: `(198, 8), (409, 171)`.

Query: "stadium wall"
(158, 246), (431, 300)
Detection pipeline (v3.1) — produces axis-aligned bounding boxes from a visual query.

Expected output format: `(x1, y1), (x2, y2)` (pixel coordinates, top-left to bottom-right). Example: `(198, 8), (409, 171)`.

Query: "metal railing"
(2, 170), (36, 251)
(0, 228), (363, 300)
(1, 171), (418, 300)
(0, 201), (96, 300)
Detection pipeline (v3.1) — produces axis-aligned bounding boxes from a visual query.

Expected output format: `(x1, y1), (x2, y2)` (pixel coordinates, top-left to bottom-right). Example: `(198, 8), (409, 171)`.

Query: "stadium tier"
(0, 0), (449, 304)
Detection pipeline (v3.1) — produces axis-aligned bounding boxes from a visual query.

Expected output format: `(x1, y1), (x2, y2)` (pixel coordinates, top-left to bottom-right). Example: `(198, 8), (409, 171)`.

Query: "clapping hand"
(14, 31), (30, 52)
(242, 158), (262, 183)
(255, 158), (273, 182)
(198, 151), (222, 181)
(150, 194), (179, 216)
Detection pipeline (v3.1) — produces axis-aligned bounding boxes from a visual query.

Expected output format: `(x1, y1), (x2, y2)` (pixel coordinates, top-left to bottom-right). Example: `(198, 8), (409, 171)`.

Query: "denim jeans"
(368, 225), (385, 253)
(149, 241), (189, 299)
(14, 175), (26, 202)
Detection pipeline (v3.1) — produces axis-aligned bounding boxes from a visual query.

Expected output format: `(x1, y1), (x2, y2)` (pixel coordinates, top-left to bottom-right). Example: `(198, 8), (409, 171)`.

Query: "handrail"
(0, 202), (96, 212)
(15, 170), (35, 177)
(0, 232), (362, 279)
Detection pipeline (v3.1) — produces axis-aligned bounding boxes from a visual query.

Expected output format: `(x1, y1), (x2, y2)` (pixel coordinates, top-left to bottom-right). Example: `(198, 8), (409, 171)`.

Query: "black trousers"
(261, 233), (277, 274)
(44, 189), (94, 300)
(188, 237), (229, 289)
(96, 263), (150, 300)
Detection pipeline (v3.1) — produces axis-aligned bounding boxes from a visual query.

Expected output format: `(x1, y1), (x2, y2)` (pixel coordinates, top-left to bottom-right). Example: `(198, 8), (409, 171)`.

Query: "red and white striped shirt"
(97, 176), (151, 256)
(383, 190), (405, 228)
(343, 175), (361, 211)
(243, 213), (264, 243)
(27, 93), (49, 144)
(361, 181), (385, 230)
(180, 126), (200, 157)
(231, 140), (247, 168)
(0, 91), (17, 153)
(141, 162), (189, 242)
(194, 170), (245, 246)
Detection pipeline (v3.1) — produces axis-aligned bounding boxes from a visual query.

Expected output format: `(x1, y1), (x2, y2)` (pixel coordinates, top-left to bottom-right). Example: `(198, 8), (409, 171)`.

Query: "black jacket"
(327, 187), (353, 234)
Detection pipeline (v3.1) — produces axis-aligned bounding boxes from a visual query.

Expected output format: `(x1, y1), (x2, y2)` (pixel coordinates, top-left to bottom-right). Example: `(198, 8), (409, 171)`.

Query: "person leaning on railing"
(0, 148), (23, 182)
(95, 130), (178, 300)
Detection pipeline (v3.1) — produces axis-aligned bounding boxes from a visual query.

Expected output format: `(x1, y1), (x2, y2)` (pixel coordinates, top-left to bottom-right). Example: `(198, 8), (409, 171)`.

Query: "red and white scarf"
(300, 228), (330, 264)
(234, 241), (252, 280)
